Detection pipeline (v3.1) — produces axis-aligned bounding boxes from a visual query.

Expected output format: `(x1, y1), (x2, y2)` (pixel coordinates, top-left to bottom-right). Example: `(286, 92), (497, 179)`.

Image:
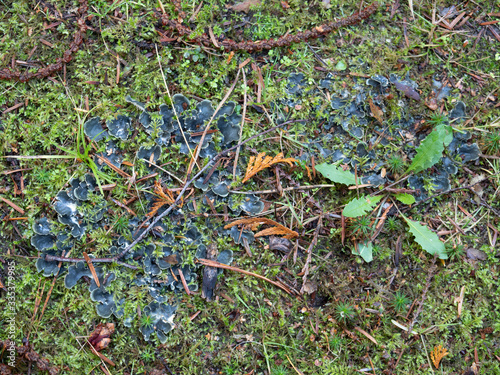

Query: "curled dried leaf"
(88, 323), (115, 351)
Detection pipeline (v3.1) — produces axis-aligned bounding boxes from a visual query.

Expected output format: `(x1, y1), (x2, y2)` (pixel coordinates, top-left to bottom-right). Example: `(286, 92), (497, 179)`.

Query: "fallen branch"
(157, 2), (379, 52)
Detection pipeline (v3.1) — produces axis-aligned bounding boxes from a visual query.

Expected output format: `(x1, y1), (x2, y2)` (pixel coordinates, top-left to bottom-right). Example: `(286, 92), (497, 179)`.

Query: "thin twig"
(420, 334), (435, 374)
(189, 68), (241, 176)
(412, 180), (486, 207)
(44, 255), (139, 270)
(233, 66), (247, 181)
(177, 267), (191, 295)
(468, 198), (500, 217)
(155, 44), (197, 169)
(406, 257), (437, 340)
(370, 175), (412, 196)
(300, 216), (322, 294)
(230, 184), (339, 195)
(139, 158), (184, 184)
(38, 251), (66, 325)
(197, 258), (291, 294)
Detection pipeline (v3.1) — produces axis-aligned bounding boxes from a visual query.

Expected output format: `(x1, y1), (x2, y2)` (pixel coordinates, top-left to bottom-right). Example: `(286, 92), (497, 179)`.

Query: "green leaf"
(395, 193), (416, 205)
(402, 215), (447, 259)
(406, 124), (453, 173)
(353, 241), (373, 262)
(343, 195), (383, 217)
(335, 60), (347, 71)
(316, 163), (356, 185)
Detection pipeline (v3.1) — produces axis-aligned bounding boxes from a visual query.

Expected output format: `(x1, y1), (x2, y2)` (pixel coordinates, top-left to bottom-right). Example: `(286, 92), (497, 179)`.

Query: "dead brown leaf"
(368, 98), (383, 123)
(88, 323), (115, 352)
(302, 280), (317, 294)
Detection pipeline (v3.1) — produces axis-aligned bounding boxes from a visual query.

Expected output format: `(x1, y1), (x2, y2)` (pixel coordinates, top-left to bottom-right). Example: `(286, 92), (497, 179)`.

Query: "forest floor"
(0, 0), (499, 374)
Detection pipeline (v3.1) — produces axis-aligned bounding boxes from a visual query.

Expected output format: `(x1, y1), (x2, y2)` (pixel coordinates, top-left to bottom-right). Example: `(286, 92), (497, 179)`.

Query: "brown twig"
(177, 267), (191, 295)
(299, 216), (322, 294)
(233, 66), (247, 180)
(370, 175), (412, 196)
(197, 258), (291, 295)
(405, 256), (437, 340)
(0, 0), (89, 82)
(83, 251), (100, 288)
(157, 2), (379, 52)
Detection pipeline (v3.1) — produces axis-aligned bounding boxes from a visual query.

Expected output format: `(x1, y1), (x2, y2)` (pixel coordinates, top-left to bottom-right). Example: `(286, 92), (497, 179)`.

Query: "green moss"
(2, 0), (500, 373)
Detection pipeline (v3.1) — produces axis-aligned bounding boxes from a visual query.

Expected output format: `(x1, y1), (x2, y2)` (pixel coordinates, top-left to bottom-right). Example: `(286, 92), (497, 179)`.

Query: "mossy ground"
(1, 0), (499, 374)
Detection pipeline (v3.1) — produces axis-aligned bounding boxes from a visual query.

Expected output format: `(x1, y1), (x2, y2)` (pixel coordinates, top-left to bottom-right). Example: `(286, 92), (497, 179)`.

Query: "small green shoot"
(335, 302), (355, 324)
(391, 291), (411, 313)
(349, 216), (372, 237)
(386, 154), (406, 174)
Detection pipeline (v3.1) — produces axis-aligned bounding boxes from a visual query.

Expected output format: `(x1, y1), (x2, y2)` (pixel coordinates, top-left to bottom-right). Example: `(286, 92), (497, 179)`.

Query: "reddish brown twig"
(156, 2), (379, 52)
(2, 0), (378, 82)
(0, 0), (89, 82)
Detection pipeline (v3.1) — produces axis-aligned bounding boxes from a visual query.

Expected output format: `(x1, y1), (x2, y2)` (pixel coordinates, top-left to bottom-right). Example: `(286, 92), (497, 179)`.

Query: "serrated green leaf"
(316, 163), (356, 185)
(343, 195), (383, 217)
(402, 215), (447, 259)
(406, 124), (453, 174)
(438, 124), (454, 146)
(353, 241), (373, 262)
(395, 193), (416, 205)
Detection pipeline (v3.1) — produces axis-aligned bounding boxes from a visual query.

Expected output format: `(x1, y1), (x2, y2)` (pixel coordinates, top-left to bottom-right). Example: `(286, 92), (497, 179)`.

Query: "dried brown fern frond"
(147, 181), (180, 218)
(224, 217), (298, 239)
(430, 345), (449, 369)
(242, 152), (297, 183)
